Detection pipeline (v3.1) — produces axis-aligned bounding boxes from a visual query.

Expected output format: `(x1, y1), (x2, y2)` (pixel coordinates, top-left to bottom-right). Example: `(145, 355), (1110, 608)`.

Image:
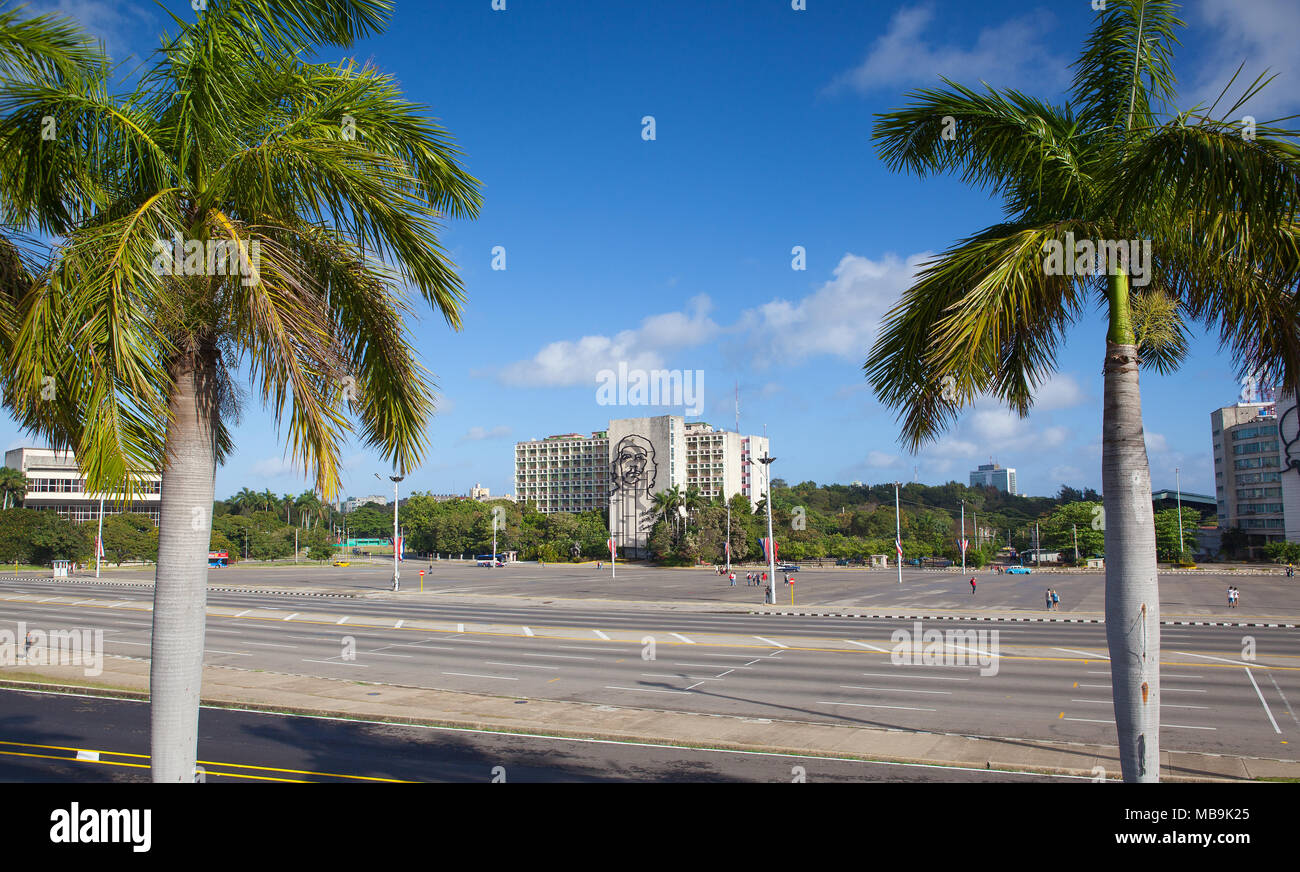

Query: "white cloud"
(736, 252), (928, 368)
(1189, 0), (1300, 120)
(1145, 432), (1169, 454)
(498, 295), (719, 388)
(867, 450), (902, 468)
(1034, 373), (1090, 411)
(30, 0), (158, 67)
(461, 425), (511, 442)
(249, 456), (300, 479)
(826, 4), (1066, 95)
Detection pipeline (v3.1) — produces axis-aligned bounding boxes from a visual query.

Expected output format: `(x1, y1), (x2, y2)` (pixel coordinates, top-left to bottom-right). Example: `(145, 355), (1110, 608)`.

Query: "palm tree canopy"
(1, 0), (482, 501)
(866, 0), (1299, 448)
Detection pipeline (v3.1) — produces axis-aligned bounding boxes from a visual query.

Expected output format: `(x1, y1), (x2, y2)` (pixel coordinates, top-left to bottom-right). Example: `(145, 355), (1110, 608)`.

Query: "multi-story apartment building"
(514, 431), (611, 515)
(515, 416), (771, 556)
(1277, 392), (1300, 544)
(4, 446), (162, 525)
(1211, 400), (1285, 550)
(341, 494), (389, 514)
(969, 462), (1017, 495)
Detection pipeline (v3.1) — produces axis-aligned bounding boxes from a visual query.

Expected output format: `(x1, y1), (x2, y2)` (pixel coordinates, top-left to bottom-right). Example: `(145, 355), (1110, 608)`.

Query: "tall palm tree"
(228, 486), (257, 515)
(866, 1), (1298, 781)
(1, 0), (480, 782)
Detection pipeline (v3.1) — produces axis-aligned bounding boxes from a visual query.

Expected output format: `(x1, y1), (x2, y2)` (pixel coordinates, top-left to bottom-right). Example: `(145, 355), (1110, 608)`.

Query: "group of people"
(1044, 588), (1061, 610)
(1227, 585), (1241, 608)
(1286, 564), (1294, 578)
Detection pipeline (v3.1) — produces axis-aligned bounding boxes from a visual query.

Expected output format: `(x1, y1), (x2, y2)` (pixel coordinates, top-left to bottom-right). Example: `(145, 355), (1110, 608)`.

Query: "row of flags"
(759, 537), (779, 564)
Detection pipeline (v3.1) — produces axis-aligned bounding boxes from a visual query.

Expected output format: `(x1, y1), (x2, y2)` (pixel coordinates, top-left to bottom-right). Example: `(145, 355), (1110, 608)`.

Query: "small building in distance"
(3, 446), (161, 525)
(969, 462), (1017, 495)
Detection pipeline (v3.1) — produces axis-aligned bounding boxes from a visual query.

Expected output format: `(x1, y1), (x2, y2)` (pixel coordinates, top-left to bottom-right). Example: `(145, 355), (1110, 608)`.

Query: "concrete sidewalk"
(3, 656), (1295, 782)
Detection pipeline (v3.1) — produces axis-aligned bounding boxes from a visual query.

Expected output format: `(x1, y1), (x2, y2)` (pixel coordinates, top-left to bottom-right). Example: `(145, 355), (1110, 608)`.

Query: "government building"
(3, 447), (162, 525)
(514, 416), (770, 556)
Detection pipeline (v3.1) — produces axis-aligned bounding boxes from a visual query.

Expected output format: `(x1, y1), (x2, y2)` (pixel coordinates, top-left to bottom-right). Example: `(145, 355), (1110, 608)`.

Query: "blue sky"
(8, 0), (1298, 502)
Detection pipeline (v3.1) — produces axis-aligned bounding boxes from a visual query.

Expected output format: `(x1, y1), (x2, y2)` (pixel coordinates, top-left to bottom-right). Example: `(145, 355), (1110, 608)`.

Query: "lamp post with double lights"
(375, 473), (404, 591)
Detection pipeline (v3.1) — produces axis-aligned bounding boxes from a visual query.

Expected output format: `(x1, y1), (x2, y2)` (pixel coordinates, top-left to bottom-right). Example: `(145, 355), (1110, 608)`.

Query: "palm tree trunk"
(1103, 273), (1161, 782)
(150, 346), (219, 782)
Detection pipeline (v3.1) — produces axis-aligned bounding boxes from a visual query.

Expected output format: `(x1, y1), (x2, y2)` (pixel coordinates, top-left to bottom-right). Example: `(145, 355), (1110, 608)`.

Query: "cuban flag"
(395, 536), (404, 561)
(95, 536), (105, 559)
(608, 537), (616, 557)
(761, 537), (778, 563)
(724, 540), (730, 556)
(960, 538), (969, 555)
(895, 537), (903, 558)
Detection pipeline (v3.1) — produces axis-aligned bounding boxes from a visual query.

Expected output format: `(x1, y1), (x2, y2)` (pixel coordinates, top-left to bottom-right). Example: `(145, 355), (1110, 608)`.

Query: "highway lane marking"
(283, 614), (298, 621)
(394, 620), (404, 629)
(1268, 674), (1300, 728)
(670, 633), (694, 644)
(745, 659), (761, 666)
(839, 685), (952, 695)
(604, 685), (690, 695)
(555, 645), (624, 652)
(1062, 717), (1216, 731)
(302, 658), (368, 667)
(457, 623), (465, 633)
(243, 641), (299, 649)
(715, 669), (734, 678)
(336, 617), (349, 625)
(684, 681), (703, 690)
(364, 651), (414, 658)
(522, 626), (534, 636)
(844, 640), (890, 653)
(593, 630), (610, 640)
(518, 652), (594, 660)
(817, 701), (936, 712)
(1054, 647), (1109, 659)
(106, 640), (148, 646)
(20, 598), (1300, 668)
(1071, 698), (1209, 710)
(443, 672), (517, 680)
(1245, 668), (1282, 734)
(1175, 651), (1257, 667)
(485, 661), (560, 670)
(392, 642), (455, 651)
(860, 672), (969, 682)
(752, 636), (788, 649)
(675, 663), (751, 669)
(235, 610), (252, 617)
(204, 649), (250, 656)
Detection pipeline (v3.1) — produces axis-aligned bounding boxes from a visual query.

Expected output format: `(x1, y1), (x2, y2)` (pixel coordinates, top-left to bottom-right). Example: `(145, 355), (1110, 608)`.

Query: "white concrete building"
(341, 494), (389, 514)
(970, 462), (1017, 494)
(515, 416), (770, 556)
(1278, 392), (1300, 543)
(4, 446), (162, 525)
(1211, 400), (1285, 549)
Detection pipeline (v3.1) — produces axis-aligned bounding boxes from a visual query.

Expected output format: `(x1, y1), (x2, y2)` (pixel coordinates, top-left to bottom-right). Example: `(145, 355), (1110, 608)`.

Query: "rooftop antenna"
(913, 465), (919, 483)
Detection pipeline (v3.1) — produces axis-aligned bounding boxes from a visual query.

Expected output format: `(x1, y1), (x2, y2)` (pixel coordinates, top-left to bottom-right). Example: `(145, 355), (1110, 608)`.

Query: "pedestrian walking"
(970, 577), (977, 595)
(1051, 589), (1060, 610)
(1227, 585), (1234, 608)
(729, 572), (736, 587)
(24, 630), (34, 658)
(761, 572), (767, 585)
(1045, 589), (1052, 610)
(1231, 586), (1239, 609)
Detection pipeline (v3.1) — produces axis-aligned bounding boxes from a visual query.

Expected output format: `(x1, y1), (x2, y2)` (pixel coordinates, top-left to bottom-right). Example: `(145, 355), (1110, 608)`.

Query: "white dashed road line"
(669, 633), (694, 644)
(1245, 668), (1282, 734)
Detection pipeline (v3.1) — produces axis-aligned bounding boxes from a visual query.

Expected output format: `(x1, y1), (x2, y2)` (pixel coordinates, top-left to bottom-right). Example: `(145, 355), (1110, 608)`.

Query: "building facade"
(514, 416), (771, 557)
(1211, 401), (1286, 549)
(969, 462), (1017, 495)
(1278, 392), (1300, 544)
(4, 447), (162, 525)
(341, 494), (389, 514)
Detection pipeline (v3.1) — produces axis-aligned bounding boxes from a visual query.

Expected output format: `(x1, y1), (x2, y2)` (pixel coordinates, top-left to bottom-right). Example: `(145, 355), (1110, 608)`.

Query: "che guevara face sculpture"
(611, 435), (657, 497)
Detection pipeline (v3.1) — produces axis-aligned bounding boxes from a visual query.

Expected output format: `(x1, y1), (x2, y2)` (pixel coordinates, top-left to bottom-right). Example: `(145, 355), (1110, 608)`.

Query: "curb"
(752, 611), (1298, 628)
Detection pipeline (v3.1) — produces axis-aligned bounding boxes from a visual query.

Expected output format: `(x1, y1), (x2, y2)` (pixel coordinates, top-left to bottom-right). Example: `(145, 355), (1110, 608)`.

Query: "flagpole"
(95, 495), (104, 578)
(895, 481), (902, 584)
(960, 500), (966, 574)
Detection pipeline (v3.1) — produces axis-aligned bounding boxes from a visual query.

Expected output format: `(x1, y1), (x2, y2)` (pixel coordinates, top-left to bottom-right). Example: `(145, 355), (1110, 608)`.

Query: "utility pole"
(1176, 466), (1185, 560)
(960, 500), (966, 574)
(1035, 522), (1040, 567)
(759, 453), (777, 605)
(376, 473), (404, 591)
(894, 481), (903, 584)
(95, 495), (104, 578)
(1073, 523), (1079, 565)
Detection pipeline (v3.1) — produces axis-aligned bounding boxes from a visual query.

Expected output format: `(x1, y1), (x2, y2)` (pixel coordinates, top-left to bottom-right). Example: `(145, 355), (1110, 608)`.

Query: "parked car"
(332, 559), (351, 567)
(778, 564), (800, 572)
(835, 558), (850, 566)
(1006, 565), (1032, 575)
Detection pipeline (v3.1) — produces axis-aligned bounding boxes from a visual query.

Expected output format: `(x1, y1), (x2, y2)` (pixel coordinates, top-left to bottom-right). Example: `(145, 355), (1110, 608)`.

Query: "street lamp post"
(758, 453), (776, 605)
(376, 473), (404, 591)
(1176, 466), (1185, 560)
